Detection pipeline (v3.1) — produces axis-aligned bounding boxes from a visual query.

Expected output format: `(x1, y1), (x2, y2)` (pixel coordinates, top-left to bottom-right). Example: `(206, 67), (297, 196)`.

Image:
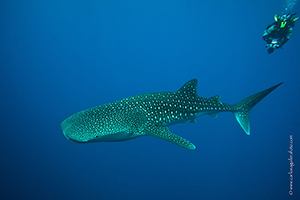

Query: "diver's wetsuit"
(263, 24), (292, 47)
(263, 13), (297, 53)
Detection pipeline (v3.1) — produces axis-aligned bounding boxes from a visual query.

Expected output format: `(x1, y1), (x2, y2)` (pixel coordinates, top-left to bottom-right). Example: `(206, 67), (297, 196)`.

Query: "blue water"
(284, 0), (297, 12)
(1, 0), (299, 199)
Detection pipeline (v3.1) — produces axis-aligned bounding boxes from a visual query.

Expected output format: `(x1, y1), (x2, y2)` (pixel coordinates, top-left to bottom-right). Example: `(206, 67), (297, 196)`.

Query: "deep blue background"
(1, 0), (299, 199)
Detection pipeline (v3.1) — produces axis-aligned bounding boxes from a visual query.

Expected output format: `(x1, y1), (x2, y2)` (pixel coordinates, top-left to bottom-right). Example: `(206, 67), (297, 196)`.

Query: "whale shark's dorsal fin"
(209, 95), (221, 103)
(178, 79), (198, 95)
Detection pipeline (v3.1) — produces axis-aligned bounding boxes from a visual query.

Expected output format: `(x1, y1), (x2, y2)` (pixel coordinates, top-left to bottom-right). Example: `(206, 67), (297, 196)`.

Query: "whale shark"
(61, 79), (282, 150)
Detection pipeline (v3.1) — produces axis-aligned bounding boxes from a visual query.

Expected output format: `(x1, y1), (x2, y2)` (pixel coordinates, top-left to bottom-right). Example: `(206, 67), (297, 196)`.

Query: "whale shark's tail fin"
(232, 82), (283, 135)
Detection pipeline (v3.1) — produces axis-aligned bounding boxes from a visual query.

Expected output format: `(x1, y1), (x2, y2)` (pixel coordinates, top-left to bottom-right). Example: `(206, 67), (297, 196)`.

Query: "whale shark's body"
(61, 79), (282, 150)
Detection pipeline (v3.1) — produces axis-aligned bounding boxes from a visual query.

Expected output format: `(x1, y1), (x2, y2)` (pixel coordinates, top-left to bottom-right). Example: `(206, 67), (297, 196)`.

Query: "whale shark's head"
(61, 107), (140, 143)
(60, 108), (109, 143)
(61, 118), (95, 143)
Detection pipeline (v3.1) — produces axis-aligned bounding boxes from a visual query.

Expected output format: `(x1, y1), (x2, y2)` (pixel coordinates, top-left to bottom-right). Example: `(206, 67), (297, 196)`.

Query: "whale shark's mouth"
(63, 133), (87, 143)
(86, 131), (137, 143)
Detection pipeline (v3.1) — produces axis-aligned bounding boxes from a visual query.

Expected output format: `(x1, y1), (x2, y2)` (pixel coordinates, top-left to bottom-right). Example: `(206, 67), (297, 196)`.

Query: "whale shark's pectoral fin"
(144, 125), (196, 150)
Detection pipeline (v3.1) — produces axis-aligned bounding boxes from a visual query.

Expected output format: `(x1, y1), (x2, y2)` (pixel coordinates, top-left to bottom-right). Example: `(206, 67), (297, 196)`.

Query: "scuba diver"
(263, 13), (298, 54)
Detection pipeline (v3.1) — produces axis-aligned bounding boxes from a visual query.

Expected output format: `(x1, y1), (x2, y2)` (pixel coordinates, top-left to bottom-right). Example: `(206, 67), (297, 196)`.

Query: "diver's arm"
(263, 25), (276, 42)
